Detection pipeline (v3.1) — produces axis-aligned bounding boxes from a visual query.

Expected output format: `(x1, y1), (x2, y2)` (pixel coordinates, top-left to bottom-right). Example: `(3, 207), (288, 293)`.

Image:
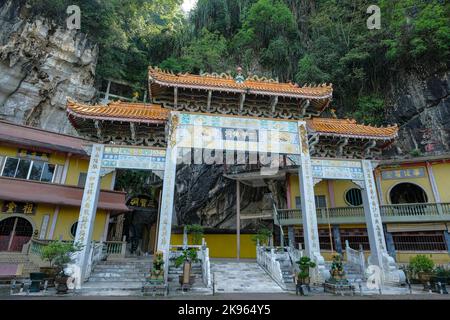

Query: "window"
(345, 188), (363, 206)
(2, 157), (19, 177)
(291, 228), (335, 250)
(392, 231), (447, 251)
(70, 222), (78, 238)
(77, 173), (87, 187)
(295, 195), (327, 208)
(340, 228), (370, 250)
(1, 157), (56, 182)
(389, 183), (428, 204)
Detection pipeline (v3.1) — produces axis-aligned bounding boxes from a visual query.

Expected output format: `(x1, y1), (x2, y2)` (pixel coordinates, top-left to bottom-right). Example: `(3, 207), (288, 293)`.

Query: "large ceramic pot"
(297, 276), (310, 285)
(418, 272), (434, 284)
(55, 275), (69, 294)
(39, 267), (58, 287)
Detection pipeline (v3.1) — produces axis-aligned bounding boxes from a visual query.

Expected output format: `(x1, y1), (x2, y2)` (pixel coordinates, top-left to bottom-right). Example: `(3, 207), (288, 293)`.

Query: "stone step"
(88, 277), (145, 282)
(82, 281), (143, 289)
(90, 272), (144, 277)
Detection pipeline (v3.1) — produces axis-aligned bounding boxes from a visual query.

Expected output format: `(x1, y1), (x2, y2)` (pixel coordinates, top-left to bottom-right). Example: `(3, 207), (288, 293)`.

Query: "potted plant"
(409, 255), (435, 284)
(39, 243), (60, 287)
(148, 251), (164, 282)
(431, 267), (450, 286)
(186, 224), (204, 245)
(296, 256), (316, 285)
(41, 241), (82, 294)
(251, 226), (272, 247)
(329, 254), (346, 281)
(174, 248), (199, 285)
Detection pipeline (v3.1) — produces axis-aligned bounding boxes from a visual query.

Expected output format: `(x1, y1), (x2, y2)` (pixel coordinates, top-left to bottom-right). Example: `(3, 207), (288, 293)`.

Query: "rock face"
(386, 70), (450, 157)
(0, 1), (98, 134)
(174, 164), (278, 229)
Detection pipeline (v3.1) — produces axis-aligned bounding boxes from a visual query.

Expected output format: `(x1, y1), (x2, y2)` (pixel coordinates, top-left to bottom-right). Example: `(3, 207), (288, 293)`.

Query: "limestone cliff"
(386, 69), (450, 157)
(0, 1), (98, 134)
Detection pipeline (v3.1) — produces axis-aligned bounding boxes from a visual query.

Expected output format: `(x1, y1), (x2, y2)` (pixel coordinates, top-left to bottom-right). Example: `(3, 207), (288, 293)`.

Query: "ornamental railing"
(256, 245), (285, 290)
(344, 240), (366, 278)
(275, 202), (450, 226)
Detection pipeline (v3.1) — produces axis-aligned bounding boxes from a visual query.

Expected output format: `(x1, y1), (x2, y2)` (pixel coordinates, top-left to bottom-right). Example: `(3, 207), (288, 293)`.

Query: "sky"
(182, 0), (197, 12)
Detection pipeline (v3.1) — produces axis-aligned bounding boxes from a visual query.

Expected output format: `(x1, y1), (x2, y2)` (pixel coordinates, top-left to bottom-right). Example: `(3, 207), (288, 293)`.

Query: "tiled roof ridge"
(148, 66), (334, 95)
(67, 98), (169, 122)
(307, 117), (399, 139)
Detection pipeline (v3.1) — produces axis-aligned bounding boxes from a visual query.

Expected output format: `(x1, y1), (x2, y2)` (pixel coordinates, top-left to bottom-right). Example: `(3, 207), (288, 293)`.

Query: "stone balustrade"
(276, 202), (450, 225)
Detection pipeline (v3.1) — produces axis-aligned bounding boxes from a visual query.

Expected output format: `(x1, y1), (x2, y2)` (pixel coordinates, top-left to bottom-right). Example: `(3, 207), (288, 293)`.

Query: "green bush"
(409, 255), (435, 275)
(251, 226), (272, 246)
(296, 256), (316, 281)
(40, 241), (83, 274)
(186, 224), (204, 245)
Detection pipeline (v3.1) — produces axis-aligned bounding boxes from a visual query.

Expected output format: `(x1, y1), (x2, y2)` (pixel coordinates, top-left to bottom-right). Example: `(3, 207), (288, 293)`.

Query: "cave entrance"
(389, 183), (428, 204)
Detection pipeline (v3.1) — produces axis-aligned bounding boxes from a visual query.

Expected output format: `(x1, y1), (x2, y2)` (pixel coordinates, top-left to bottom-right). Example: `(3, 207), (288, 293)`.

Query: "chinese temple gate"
(67, 66), (404, 287)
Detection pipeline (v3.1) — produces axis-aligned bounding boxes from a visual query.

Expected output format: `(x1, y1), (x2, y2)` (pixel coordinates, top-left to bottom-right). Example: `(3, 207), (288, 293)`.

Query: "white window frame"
(0, 156), (56, 182)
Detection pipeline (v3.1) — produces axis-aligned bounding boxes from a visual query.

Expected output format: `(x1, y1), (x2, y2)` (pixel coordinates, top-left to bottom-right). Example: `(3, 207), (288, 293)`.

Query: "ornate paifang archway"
(73, 111), (403, 288)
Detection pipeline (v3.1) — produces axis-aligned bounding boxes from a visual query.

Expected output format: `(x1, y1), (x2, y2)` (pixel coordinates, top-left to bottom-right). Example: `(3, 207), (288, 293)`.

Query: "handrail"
(256, 245), (285, 289)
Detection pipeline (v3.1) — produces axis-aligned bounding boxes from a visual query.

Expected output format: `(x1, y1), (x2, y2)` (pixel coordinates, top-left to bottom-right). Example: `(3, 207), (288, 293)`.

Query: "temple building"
(0, 120), (128, 253)
(1, 67), (449, 287)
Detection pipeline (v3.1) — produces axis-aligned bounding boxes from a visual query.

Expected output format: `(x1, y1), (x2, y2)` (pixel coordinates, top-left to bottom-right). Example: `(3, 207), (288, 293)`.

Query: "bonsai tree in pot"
(174, 248), (199, 286)
(296, 256), (316, 285)
(409, 255), (435, 284)
(40, 242), (61, 286)
(41, 241), (82, 293)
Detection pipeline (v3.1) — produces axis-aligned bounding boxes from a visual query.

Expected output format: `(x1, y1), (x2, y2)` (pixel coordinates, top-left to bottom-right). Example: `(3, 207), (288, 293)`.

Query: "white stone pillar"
(361, 160), (387, 268)
(156, 114), (178, 282)
(297, 121), (328, 282)
(361, 160), (405, 284)
(73, 144), (104, 287)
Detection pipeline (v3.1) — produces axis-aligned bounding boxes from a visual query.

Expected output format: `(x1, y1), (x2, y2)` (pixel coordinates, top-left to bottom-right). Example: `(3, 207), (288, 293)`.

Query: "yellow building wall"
(52, 206), (107, 241)
(289, 174), (361, 208)
(378, 165), (435, 203)
(395, 252), (450, 264)
(0, 144), (66, 166)
(431, 162), (450, 202)
(64, 157), (113, 189)
(171, 233), (257, 259)
(289, 175), (331, 209)
(332, 180), (361, 207)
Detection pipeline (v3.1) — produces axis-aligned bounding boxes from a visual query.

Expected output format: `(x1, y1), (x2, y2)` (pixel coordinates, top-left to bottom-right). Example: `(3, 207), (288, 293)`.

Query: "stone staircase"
(0, 252), (40, 277)
(79, 257), (151, 296)
(167, 261), (211, 295)
(211, 260), (284, 293)
(279, 261), (295, 290)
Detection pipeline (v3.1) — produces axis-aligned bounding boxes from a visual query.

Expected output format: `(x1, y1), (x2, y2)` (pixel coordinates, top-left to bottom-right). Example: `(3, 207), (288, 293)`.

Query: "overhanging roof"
(0, 177), (129, 212)
(0, 119), (89, 156)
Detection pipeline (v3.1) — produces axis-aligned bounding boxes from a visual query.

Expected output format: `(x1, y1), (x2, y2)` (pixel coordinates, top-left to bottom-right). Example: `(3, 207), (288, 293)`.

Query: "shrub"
(409, 255), (435, 275)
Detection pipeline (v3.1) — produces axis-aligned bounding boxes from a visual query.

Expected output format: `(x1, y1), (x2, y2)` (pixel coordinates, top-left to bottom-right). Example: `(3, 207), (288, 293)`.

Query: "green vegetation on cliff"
(27, 0), (449, 123)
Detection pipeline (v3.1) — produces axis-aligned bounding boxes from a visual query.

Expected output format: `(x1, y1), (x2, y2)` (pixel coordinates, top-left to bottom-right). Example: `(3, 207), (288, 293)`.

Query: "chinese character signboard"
(126, 195), (155, 209)
(101, 146), (165, 171)
(1, 201), (36, 215)
(176, 113), (301, 154)
(381, 168), (425, 180)
(17, 149), (50, 161)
